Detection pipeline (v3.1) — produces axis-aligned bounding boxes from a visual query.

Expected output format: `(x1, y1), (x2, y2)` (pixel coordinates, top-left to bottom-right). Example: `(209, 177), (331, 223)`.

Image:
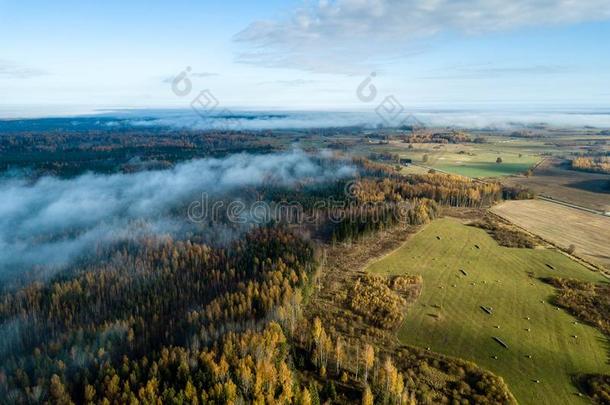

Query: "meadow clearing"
(367, 219), (609, 405)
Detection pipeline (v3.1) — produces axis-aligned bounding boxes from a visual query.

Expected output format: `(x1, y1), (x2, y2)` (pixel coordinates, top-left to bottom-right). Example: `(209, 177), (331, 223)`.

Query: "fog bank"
(0, 150), (355, 279)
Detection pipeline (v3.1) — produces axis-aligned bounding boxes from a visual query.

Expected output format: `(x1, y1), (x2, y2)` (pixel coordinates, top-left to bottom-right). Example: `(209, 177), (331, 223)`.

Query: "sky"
(1, 0), (610, 115)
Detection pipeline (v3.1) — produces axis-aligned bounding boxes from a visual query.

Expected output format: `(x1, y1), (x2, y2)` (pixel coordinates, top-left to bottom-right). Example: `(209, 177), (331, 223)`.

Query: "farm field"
(370, 141), (541, 178)
(367, 219), (609, 405)
(502, 158), (610, 212)
(492, 199), (610, 270)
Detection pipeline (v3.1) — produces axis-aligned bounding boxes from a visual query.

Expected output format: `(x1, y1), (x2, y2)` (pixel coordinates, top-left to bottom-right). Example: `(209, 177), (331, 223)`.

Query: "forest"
(401, 131), (473, 144)
(0, 128), (277, 177)
(571, 156), (610, 174)
(0, 138), (533, 403)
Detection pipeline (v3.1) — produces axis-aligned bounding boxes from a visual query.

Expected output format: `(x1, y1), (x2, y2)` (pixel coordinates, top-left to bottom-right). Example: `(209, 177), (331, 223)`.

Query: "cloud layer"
(234, 0), (610, 73)
(111, 109), (610, 130)
(0, 59), (47, 79)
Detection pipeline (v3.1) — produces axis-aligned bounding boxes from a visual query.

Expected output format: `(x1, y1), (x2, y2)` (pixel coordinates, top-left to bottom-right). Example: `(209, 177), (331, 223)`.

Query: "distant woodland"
(571, 156), (610, 174)
(0, 129), (276, 177)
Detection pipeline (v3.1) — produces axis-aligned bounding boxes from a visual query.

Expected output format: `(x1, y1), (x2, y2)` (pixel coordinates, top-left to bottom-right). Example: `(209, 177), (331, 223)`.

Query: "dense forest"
(0, 129), (278, 177)
(348, 174), (503, 207)
(0, 227), (317, 403)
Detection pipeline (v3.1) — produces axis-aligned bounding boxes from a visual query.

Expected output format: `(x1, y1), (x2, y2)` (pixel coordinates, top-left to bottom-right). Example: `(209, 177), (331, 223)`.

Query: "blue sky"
(1, 0), (610, 114)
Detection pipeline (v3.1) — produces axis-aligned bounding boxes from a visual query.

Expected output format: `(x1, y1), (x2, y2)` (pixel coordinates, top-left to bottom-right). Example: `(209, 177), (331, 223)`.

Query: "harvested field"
(492, 199), (610, 271)
(503, 158), (610, 212)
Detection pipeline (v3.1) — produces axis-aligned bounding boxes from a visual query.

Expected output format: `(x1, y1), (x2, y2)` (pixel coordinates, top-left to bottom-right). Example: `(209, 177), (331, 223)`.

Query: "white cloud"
(161, 71), (219, 83)
(0, 59), (47, 79)
(257, 79), (319, 86)
(234, 0), (610, 73)
(420, 64), (575, 79)
(119, 109), (610, 130)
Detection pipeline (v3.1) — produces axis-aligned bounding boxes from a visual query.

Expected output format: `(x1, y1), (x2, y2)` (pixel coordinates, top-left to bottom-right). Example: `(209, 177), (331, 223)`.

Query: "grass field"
(424, 149), (539, 178)
(369, 141), (541, 178)
(492, 200), (610, 271)
(367, 219), (609, 405)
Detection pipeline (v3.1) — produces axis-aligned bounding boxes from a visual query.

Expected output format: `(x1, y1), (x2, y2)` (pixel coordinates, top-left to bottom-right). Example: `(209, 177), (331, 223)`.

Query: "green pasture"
(367, 219), (609, 405)
(396, 143), (541, 178)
